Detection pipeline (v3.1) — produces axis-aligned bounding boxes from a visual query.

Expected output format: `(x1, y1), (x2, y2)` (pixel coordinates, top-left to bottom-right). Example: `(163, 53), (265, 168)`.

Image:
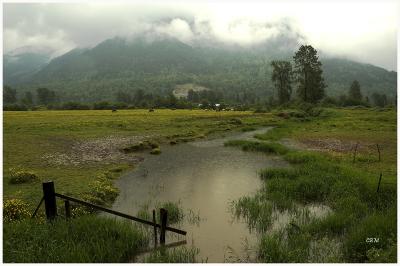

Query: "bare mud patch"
(42, 135), (150, 166)
(300, 138), (371, 152)
(281, 137), (374, 153)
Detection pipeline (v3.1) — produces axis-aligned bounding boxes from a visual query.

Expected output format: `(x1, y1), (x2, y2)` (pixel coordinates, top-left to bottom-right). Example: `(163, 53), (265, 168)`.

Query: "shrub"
(4, 199), (30, 223)
(8, 168), (39, 184)
(150, 148), (161, 155)
(3, 104), (28, 111)
(229, 118), (243, 125)
(61, 102), (91, 110)
(93, 101), (112, 110)
(122, 140), (159, 153)
(85, 175), (119, 206)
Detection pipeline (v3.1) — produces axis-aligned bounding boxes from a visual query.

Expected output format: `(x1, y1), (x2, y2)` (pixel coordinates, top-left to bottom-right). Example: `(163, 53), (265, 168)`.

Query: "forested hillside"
(4, 36), (397, 103)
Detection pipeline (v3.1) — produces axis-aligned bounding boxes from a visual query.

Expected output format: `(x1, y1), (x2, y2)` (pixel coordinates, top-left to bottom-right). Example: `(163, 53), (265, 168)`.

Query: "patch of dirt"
(298, 138), (370, 153)
(42, 135), (150, 166)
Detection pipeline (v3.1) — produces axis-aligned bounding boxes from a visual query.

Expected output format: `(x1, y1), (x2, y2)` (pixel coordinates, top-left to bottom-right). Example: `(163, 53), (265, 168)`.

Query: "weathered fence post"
(376, 144), (381, 162)
(160, 208), (168, 245)
(42, 181), (57, 220)
(377, 173), (383, 193)
(153, 209), (157, 247)
(352, 142), (359, 163)
(65, 200), (71, 219)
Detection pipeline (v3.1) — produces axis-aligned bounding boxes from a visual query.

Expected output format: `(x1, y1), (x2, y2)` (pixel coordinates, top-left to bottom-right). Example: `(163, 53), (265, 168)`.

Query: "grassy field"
(3, 107), (397, 262)
(228, 107), (397, 262)
(3, 109), (274, 205)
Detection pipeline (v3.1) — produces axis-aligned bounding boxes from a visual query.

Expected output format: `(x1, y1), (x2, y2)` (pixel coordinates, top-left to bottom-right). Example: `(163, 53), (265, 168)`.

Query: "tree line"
(3, 44), (395, 111)
(269, 45), (394, 108)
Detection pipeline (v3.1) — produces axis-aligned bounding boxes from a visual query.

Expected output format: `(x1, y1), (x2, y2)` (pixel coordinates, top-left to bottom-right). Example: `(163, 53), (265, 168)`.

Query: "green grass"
(143, 246), (200, 263)
(3, 215), (149, 263)
(3, 109), (275, 205)
(224, 140), (289, 155)
(230, 107), (396, 263)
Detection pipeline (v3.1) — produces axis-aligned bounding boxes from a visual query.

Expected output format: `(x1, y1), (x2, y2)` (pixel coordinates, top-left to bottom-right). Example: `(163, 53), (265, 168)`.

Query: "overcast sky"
(3, 1), (399, 70)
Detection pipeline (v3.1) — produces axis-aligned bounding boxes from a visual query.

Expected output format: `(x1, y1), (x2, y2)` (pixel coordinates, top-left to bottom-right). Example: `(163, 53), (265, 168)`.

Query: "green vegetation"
(3, 199), (31, 223)
(150, 147), (161, 155)
(4, 109), (273, 205)
(224, 140), (288, 155)
(8, 168), (39, 184)
(143, 246), (200, 263)
(230, 107), (397, 263)
(5, 38), (396, 106)
(3, 216), (148, 263)
(137, 201), (185, 225)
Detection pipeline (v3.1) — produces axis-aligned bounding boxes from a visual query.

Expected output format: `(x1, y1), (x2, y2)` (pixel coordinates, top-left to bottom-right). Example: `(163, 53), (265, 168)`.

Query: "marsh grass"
(4, 109), (274, 204)
(224, 140), (288, 155)
(143, 246), (200, 263)
(232, 140), (396, 262)
(137, 201), (185, 225)
(3, 215), (148, 263)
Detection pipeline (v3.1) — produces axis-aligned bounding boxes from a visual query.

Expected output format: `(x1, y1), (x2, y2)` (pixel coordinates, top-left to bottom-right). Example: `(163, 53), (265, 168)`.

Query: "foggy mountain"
(4, 35), (397, 103)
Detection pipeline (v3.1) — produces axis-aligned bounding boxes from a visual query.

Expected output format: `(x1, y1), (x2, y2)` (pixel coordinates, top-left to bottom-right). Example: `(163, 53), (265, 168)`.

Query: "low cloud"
(3, 1), (398, 70)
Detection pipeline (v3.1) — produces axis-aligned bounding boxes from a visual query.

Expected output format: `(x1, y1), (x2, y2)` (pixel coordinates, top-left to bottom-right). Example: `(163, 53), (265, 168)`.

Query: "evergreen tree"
(36, 88), (56, 105)
(348, 80), (362, 102)
(115, 90), (132, 104)
(3, 85), (17, 104)
(293, 45), (326, 103)
(271, 60), (292, 104)
(21, 91), (34, 106)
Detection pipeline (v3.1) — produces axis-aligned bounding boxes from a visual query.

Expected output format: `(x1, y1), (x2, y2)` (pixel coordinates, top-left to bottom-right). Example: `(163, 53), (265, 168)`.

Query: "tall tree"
(3, 85), (17, 104)
(36, 88), (56, 105)
(372, 92), (388, 107)
(271, 60), (293, 104)
(115, 90), (132, 104)
(21, 91), (34, 106)
(133, 89), (145, 105)
(293, 45), (326, 103)
(348, 80), (362, 102)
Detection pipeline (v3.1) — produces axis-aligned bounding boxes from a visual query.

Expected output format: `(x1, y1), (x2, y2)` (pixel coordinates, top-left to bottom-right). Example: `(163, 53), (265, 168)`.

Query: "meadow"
(228, 106), (397, 262)
(3, 109), (274, 205)
(3, 107), (397, 262)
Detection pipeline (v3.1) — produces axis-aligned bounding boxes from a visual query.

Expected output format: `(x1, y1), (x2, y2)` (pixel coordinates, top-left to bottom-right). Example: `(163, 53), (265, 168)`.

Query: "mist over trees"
(2, 43), (396, 111)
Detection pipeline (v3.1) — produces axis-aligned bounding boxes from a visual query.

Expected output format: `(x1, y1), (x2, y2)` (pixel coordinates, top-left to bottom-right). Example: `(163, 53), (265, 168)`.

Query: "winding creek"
(111, 128), (327, 262)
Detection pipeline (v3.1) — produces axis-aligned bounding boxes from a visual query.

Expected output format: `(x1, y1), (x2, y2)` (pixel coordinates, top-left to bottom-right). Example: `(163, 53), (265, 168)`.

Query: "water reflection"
(112, 128), (288, 262)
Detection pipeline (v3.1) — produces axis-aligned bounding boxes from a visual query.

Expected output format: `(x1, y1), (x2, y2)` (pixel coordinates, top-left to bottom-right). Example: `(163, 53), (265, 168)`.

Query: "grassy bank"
(3, 215), (148, 263)
(228, 107), (397, 262)
(4, 109), (274, 205)
(3, 109), (273, 262)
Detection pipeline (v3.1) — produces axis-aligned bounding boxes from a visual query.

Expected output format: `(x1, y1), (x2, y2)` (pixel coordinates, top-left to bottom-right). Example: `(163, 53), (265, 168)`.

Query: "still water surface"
(112, 128), (288, 262)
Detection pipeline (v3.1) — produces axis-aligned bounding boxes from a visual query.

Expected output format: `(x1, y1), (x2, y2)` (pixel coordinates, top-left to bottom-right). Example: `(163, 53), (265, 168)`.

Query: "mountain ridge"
(4, 36), (397, 102)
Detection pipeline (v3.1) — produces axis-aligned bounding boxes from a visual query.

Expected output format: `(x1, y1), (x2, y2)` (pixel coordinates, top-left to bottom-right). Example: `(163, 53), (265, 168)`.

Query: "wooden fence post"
(376, 144), (381, 162)
(65, 200), (71, 219)
(153, 209), (157, 247)
(352, 142), (359, 163)
(377, 173), (383, 193)
(160, 208), (168, 245)
(42, 181), (57, 220)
